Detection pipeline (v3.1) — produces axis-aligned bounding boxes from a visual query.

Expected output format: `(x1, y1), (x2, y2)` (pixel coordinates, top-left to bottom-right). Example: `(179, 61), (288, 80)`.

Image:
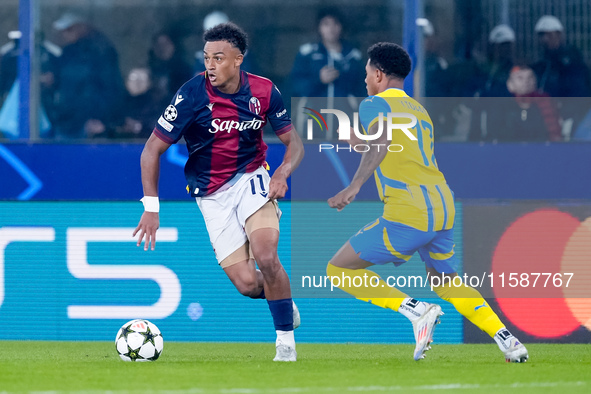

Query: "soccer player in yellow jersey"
(326, 42), (528, 363)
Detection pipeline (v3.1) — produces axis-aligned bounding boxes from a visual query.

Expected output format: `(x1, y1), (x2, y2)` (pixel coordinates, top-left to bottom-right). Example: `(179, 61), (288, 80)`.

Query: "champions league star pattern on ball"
(115, 319), (163, 362)
(154, 71), (292, 197)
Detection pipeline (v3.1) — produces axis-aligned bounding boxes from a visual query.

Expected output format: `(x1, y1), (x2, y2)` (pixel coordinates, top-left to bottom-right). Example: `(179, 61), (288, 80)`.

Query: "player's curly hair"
(367, 42), (412, 80)
(203, 22), (248, 54)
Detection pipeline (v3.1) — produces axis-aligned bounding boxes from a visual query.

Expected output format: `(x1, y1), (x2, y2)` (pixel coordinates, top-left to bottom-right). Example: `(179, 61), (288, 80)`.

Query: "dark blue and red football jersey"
(153, 71), (292, 197)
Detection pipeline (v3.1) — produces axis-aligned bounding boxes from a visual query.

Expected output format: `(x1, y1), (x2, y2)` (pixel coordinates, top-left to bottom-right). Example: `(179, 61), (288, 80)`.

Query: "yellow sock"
(432, 281), (505, 337)
(326, 262), (409, 311)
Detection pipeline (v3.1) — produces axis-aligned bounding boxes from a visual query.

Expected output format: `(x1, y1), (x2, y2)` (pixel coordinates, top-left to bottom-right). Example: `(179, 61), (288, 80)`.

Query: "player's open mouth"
(209, 74), (217, 82)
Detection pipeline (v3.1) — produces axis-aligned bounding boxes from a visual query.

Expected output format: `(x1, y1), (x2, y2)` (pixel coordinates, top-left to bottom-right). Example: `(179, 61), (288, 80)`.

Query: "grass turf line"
(0, 342), (589, 393)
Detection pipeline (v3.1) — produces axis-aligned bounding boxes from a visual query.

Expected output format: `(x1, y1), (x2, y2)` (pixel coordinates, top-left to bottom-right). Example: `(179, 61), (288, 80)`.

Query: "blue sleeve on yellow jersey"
(359, 95), (390, 133)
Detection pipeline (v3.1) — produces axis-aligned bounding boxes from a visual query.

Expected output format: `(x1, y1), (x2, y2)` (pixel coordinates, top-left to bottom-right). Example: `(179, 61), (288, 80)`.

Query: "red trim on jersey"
(274, 124), (293, 136)
(153, 127), (175, 144)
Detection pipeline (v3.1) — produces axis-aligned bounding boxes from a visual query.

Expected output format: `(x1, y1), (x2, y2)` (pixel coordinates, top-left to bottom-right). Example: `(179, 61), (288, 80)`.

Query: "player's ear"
(235, 53), (244, 67)
(375, 68), (384, 83)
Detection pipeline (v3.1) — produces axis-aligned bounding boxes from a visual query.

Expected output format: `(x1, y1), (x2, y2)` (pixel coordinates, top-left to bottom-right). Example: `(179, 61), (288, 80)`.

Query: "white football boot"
(273, 343), (297, 362)
(494, 328), (529, 363)
(272, 302), (298, 362)
(412, 303), (444, 361)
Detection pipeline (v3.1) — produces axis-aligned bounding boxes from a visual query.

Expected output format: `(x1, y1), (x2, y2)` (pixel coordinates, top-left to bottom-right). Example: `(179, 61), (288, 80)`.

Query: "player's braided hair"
(367, 42), (412, 80)
(203, 22), (248, 54)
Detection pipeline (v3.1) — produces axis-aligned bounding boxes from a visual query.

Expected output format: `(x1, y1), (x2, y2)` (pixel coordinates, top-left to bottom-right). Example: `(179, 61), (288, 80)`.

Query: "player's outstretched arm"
(328, 121), (387, 211)
(269, 127), (304, 200)
(133, 133), (171, 251)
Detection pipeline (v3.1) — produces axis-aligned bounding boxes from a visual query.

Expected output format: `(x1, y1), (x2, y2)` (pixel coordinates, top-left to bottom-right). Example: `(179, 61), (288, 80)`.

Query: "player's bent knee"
(232, 269), (259, 295)
(252, 247), (278, 266)
(257, 255), (281, 271)
(234, 277), (260, 298)
(223, 260), (261, 298)
(257, 258), (283, 280)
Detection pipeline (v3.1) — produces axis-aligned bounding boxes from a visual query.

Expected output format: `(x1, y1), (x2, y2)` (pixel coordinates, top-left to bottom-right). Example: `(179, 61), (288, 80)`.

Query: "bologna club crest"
(249, 97), (261, 115)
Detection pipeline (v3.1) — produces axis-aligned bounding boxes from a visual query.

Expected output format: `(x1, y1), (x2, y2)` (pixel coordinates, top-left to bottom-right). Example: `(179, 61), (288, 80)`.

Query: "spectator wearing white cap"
(489, 24), (516, 45)
(479, 24), (516, 97)
(466, 25), (516, 142)
(531, 15), (590, 98)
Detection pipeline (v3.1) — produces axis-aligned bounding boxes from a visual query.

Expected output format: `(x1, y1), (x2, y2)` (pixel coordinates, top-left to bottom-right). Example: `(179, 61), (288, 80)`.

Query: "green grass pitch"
(0, 342), (589, 393)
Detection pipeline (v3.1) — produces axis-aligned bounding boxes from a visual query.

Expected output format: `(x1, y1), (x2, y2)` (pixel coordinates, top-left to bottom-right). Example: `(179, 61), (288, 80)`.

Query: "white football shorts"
(195, 166), (280, 264)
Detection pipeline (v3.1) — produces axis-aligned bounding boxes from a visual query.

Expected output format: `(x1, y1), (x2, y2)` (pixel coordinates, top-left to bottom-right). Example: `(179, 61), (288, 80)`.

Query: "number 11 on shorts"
(250, 174), (267, 197)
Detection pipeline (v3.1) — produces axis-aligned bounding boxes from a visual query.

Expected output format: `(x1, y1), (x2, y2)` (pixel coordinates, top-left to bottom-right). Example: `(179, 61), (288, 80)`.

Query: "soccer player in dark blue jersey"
(134, 23), (304, 361)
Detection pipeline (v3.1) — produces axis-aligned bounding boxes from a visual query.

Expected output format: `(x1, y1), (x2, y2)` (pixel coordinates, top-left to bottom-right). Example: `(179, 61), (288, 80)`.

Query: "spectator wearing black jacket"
(289, 8), (365, 99)
(531, 15), (591, 98)
(50, 12), (125, 139)
(148, 32), (193, 102)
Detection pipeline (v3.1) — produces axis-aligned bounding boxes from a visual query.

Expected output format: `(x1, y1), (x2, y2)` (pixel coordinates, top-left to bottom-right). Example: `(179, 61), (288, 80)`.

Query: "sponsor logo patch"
(208, 118), (264, 133)
(158, 115), (174, 132)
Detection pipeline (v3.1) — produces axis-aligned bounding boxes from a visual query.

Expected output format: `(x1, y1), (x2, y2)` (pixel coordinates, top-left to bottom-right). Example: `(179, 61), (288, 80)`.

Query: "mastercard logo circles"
(492, 209), (591, 338)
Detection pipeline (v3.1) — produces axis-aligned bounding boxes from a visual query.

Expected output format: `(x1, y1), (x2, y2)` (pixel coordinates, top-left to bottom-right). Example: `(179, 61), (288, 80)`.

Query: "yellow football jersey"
(359, 88), (455, 232)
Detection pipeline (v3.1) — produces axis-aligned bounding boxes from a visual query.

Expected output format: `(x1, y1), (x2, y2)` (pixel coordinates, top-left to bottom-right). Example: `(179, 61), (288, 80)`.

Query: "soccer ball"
(115, 319), (163, 362)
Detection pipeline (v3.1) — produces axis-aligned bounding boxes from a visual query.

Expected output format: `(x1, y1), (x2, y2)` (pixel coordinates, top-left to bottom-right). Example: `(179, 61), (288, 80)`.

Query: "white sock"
(398, 298), (427, 322)
(276, 330), (295, 348)
(493, 328), (514, 351)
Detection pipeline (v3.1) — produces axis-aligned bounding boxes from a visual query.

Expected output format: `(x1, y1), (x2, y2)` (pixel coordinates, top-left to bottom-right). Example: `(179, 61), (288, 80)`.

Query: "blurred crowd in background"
(1, 0), (591, 143)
